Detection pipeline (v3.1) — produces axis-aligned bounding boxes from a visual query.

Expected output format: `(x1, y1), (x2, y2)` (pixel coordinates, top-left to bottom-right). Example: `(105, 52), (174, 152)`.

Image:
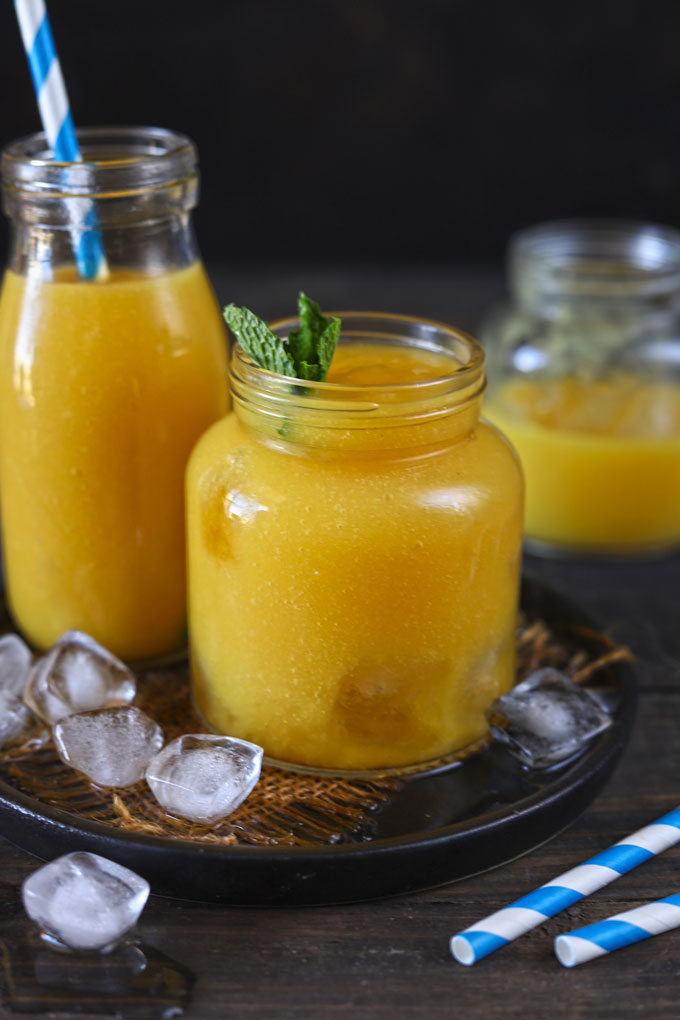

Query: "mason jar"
(0, 127), (228, 661)
(187, 313), (523, 775)
(482, 220), (680, 555)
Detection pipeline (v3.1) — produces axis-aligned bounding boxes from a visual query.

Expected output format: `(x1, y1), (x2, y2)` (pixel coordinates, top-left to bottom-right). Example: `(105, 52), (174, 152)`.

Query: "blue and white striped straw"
(555, 892), (680, 967)
(13, 0), (106, 279)
(450, 806), (680, 965)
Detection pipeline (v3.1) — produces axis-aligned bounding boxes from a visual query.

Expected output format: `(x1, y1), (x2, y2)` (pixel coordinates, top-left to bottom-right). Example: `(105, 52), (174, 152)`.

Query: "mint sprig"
(287, 293), (341, 381)
(224, 293), (340, 381)
(223, 304), (295, 377)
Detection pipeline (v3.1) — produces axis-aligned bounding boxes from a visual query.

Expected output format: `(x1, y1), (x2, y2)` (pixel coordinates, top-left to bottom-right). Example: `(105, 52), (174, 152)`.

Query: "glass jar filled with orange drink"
(187, 307), (523, 774)
(0, 128), (228, 661)
(482, 220), (680, 555)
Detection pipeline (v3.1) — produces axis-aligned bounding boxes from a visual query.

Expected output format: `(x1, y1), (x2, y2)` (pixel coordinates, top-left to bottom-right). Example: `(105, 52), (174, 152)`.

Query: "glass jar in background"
(187, 313), (523, 775)
(481, 220), (680, 555)
(0, 128), (229, 661)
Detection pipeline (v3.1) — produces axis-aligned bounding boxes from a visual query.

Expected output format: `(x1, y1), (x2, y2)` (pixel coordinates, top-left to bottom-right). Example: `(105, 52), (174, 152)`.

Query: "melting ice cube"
(0, 633), (33, 698)
(23, 631), (136, 726)
(22, 851), (150, 952)
(145, 734), (263, 825)
(53, 706), (164, 788)
(0, 689), (32, 748)
(486, 668), (613, 768)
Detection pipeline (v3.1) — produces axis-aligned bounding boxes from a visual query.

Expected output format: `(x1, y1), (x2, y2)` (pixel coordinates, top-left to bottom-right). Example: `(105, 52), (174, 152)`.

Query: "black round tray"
(0, 578), (636, 905)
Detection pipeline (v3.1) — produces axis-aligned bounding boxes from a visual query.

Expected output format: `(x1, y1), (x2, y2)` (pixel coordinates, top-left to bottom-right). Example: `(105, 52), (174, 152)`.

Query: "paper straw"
(450, 806), (680, 965)
(555, 892), (680, 967)
(13, 0), (106, 279)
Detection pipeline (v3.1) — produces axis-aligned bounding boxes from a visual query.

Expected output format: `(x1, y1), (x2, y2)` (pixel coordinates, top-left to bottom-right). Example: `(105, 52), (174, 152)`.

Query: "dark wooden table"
(1, 265), (679, 1018)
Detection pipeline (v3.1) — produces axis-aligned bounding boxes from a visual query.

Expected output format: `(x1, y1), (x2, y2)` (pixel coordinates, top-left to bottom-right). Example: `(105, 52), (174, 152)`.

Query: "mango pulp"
(0, 263), (228, 660)
(486, 374), (680, 552)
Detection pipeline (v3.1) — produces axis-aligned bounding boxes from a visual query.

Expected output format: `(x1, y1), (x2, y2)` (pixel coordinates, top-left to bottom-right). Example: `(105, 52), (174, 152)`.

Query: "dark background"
(2, 0), (680, 267)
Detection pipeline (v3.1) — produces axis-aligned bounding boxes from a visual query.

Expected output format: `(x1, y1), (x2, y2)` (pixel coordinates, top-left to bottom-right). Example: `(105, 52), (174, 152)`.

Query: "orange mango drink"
(486, 374), (680, 553)
(0, 263), (228, 660)
(187, 315), (523, 773)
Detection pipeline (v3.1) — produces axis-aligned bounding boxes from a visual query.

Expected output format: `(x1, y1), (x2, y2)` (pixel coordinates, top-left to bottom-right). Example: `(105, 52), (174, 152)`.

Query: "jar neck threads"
(230, 313), (486, 454)
(510, 220), (680, 324)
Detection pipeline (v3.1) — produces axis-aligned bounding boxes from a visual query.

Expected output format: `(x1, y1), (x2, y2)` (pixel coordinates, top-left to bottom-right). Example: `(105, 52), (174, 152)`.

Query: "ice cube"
(145, 734), (263, 825)
(53, 707), (164, 788)
(486, 667), (613, 768)
(23, 631), (136, 725)
(22, 851), (150, 952)
(0, 689), (32, 748)
(0, 633), (33, 698)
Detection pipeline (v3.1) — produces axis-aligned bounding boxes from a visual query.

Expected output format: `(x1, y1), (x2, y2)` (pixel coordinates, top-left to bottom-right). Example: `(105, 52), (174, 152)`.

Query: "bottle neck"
(5, 214), (198, 279)
(2, 127), (200, 277)
(230, 314), (486, 456)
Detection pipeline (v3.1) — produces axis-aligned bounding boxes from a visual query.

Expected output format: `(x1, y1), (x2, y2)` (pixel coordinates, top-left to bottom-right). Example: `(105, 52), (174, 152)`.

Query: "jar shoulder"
(187, 413), (524, 509)
(478, 415), (524, 470)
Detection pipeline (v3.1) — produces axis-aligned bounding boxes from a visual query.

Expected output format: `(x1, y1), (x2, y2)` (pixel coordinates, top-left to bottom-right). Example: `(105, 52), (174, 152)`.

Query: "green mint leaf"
(316, 317), (341, 379)
(297, 361), (322, 381)
(286, 293), (339, 381)
(224, 303), (295, 376)
(286, 295), (317, 367)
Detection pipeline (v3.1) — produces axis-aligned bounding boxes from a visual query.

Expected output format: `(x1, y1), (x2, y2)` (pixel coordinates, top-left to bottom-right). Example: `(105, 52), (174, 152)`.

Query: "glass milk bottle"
(0, 127), (228, 660)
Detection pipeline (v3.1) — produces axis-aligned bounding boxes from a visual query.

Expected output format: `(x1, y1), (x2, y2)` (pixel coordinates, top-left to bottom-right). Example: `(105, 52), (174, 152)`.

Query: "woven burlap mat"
(0, 615), (631, 848)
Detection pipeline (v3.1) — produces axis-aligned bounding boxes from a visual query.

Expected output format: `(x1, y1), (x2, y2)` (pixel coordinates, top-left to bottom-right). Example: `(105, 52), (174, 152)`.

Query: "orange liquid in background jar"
(0, 263), (228, 660)
(187, 337), (523, 773)
(486, 374), (680, 553)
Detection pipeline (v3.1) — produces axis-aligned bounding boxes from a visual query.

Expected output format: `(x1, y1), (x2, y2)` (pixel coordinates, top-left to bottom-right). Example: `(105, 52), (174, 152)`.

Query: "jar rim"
(511, 218), (680, 275)
(508, 218), (680, 318)
(260, 309), (485, 392)
(1, 126), (197, 198)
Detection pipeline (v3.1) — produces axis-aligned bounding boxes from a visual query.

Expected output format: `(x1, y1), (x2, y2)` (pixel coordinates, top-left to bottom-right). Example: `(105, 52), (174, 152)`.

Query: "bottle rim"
(1, 126), (197, 198)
